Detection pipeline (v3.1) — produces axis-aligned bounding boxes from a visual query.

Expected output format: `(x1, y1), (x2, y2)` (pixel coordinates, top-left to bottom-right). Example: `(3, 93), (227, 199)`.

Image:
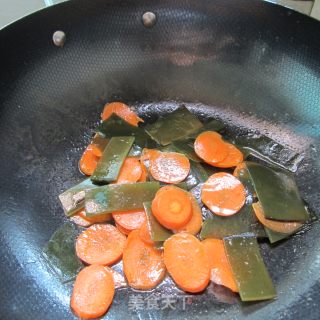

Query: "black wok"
(1, 0), (320, 319)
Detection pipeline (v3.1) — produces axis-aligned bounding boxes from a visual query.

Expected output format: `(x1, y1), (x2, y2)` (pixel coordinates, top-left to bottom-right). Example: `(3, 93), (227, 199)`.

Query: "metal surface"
(52, 30), (66, 47)
(0, 0), (320, 319)
(142, 12), (157, 28)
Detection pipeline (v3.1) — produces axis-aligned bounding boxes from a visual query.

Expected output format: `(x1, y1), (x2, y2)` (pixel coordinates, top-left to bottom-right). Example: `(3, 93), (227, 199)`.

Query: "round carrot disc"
(71, 265), (115, 319)
(202, 238), (238, 292)
(79, 144), (100, 176)
(149, 151), (190, 184)
(213, 143), (243, 168)
(152, 186), (193, 229)
(201, 172), (246, 216)
(123, 230), (166, 290)
(115, 223), (132, 235)
(76, 224), (126, 265)
(164, 233), (210, 293)
(138, 220), (155, 245)
(114, 157), (142, 184)
(138, 160), (148, 182)
(194, 131), (229, 164)
(173, 192), (203, 235)
(112, 208), (146, 231)
(101, 102), (144, 126)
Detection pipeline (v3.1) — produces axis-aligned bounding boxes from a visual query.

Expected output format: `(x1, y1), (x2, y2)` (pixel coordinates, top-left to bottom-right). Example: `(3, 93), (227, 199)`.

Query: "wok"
(0, 0), (320, 319)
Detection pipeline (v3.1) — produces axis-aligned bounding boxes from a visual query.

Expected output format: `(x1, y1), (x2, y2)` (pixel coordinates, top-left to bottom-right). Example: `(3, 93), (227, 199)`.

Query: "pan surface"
(0, 0), (320, 319)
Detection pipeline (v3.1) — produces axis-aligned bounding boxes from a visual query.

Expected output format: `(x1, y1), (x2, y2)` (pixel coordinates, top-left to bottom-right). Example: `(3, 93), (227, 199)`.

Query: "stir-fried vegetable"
(164, 233), (210, 293)
(200, 205), (265, 239)
(224, 235), (277, 301)
(97, 114), (152, 146)
(151, 186), (193, 229)
(246, 162), (309, 221)
(71, 265), (115, 319)
(123, 230), (166, 290)
(145, 106), (203, 145)
(85, 182), (160, 216)
(101, 102), (144, 126)
(59, 178), (97, 217)
(42, 223), (83, 283)
(91, 136), (134, 183)
(202, 238), (238, 292)
(45, 102), (312, 318)
(143, 202), (172, 242)
(201, 172), (246, 216)
(76, 224), (126, 265)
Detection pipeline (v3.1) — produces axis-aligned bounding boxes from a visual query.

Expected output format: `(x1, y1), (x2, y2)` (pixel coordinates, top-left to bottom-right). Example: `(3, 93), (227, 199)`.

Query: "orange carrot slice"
(138, 160), (148, 182)
(152, 186), (192, 229)
(213, 143), (243, 168)
(233, 161), (247, 177)
(76, 224), (126, 265)
(101, 102), (144, 126)
(164, 233), (210, 293)
(104, 266), (127, 289)
(79, 144), (100, 176)
(71, 265), (114, 319)
(173, 192), (203, 235)
(70, 213), (92, 227)
(114, 157), (142, 184)
(112, 208), (146, 232)
(194, 131), (229, 165)
(202, 238), (238, 292)
(141, 148), (160, 161)
(91, 133), (109, 157)
(70, 209), (111, 227)
(149, 151), (190, 184)
(201, 172), (246, 216)
(115, 223), (132, 235)
(138, 221), (155, 245)
(253, 202), (303, 234)
(123, 230), (166, 290)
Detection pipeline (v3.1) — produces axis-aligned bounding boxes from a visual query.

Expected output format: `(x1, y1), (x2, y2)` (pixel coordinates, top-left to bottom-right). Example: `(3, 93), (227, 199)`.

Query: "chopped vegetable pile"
(43, 102), (310, 319)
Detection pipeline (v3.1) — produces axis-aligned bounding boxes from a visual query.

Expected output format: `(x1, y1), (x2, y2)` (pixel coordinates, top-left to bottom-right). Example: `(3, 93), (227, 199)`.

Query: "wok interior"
(1, 0), (320, 319)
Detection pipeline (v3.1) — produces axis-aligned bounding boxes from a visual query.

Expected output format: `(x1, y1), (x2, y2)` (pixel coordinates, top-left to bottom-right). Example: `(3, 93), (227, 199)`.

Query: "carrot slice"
(141, 148), (160, 161)
(115, 223), (132, 235)
(213, 143), (243, 168)
(79, 144), (100, 176)
(104, 266), (127, 289)
(173, 192), (203, 235)
(138, 220), (155, 245)
(123, 230), (166, 290)
(114, 157), (142, 184)
(194, 131), (229, 164)
(152, 186), (193, 229)
(79, 209), (111, 223)
(71, 265), (115, 319)
(202, 238), (238, 292)
(138, 160), (148, 182)
(101, 102), (144, 126)
(201, 172), (246, 216)
(149, 151), (190, 184)
(233, 162), (247, 177)
(164, 233), (210, 293)
(112, 208), (146, 232)
(70, 214), (92, 227)
(253, 202), (303, 234)
(70, 209), (111, 227)
(76, 224), (126, 265)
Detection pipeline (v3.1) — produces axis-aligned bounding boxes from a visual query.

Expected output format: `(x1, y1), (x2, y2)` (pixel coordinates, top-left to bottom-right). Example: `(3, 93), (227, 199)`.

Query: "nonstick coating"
(1, 0), (320, 319)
